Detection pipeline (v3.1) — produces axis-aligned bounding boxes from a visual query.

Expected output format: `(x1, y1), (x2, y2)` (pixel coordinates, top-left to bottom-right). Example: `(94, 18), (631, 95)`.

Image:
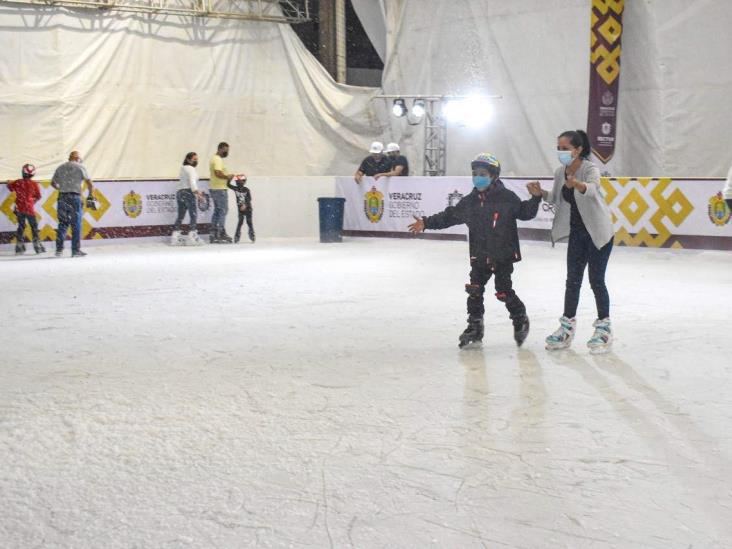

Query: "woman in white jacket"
(171, 152), (204, 246)
(538, 130), (615, 354)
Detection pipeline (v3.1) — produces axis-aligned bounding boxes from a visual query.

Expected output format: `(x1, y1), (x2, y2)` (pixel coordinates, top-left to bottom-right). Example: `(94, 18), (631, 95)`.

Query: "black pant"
(466, 258), (526, 323)
(16, 213), (40, 242)
(564, 227), (613, 320)
(235, 209), (254, 238)
(726, 198), (732, 211)
(173, 189), (197, 232)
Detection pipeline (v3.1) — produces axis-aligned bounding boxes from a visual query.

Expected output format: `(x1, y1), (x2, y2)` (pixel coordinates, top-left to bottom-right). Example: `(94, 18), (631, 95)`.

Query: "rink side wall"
(337, 176), (732, 251)
(2, 176), (731, 250)
(0, 177), (336, 246)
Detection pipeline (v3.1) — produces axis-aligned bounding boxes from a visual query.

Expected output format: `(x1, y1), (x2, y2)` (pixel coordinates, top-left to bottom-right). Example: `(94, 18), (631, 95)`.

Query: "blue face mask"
(473, 175), (492, 190)
(557, 150), (573, 166)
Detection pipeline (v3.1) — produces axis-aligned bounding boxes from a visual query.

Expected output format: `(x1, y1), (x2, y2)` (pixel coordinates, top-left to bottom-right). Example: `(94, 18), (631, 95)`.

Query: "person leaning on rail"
(354, 141), (391, 185)
(375, 142), (410, 180)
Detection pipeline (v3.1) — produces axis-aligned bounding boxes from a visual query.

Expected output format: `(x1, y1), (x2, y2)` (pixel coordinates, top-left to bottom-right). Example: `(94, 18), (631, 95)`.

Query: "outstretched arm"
(409, 203), (466, 233)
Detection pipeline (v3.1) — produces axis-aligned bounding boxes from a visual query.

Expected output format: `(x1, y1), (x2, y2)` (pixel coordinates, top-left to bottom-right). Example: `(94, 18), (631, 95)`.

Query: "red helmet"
(22, 163), (36, 178)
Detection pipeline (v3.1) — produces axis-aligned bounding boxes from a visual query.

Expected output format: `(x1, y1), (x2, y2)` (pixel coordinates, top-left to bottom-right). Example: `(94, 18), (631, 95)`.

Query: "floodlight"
(392, 99), (407, 117)
(412, 99), (426, 119)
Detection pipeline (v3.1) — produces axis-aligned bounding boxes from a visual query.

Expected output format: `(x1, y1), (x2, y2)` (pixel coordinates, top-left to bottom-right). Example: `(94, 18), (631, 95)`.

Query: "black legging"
(17, 213), (40, 242)
(235, 209), (254, 238)
(563, 227), (613, 320)
(466, 257), (526, 323)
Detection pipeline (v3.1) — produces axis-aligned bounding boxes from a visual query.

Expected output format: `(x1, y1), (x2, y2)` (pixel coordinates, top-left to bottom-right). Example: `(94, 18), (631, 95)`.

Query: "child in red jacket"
(7, 164), (45, 254)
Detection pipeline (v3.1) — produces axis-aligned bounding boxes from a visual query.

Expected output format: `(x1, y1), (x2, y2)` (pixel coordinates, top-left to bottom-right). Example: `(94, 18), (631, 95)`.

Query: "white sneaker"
(587, 318), (612, 354)
(186, 230), (204, 246)
(170, 230), (183, 246)
(545, 316), (577, 350)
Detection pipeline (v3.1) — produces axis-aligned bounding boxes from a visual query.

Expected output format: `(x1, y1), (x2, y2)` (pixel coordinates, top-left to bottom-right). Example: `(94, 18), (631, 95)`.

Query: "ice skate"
(186, 230), (204, 246)
(210, 229), (221, 244)
(513, 315), (530, 347)
(459, 316), (484, 349)
(220, 230), (233, 244)
(170, 230), (184, 246)
(32, 239), (46, 254)
(72, 250), (87, 258)
(15, 241), (26, 255)
(545, 316), (576, 350)
(234, 232), (241, 243)
(587, 318), (612, 355)
(249, 230), (256, 243)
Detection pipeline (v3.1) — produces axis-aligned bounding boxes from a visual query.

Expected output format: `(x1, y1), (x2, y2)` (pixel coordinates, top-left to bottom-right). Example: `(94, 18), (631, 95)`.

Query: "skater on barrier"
(354, 141), (391, 184)
(209, 142), (244, 244)
(374, 142), (409, 179)
(535, 129), (615, 354)
(7, 164), (45, 255)
(51, 151), (95, 258)
(408, 153), (544, 349)
(227, 176), (255, 243)
(171, 152), (204, 246)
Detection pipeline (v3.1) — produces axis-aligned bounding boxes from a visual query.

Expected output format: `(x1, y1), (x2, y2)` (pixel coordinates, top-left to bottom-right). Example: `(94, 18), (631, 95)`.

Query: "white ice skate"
(587, 318), (612, 355)
(545, 316), (576, 350)
(170, 230), (184, 246)
(186, 230), (204, 246)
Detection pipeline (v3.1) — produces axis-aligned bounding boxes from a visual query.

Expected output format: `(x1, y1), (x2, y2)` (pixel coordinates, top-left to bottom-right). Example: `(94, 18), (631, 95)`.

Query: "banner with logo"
(336, 177), (555, 238)
(336, 176), (732, 250)
(587, 0), (624, 174)
(0, 179), (213, 244)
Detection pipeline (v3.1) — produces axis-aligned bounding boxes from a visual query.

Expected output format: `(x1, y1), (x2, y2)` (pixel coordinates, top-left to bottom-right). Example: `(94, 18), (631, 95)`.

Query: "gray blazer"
(544, 159), (615, 249)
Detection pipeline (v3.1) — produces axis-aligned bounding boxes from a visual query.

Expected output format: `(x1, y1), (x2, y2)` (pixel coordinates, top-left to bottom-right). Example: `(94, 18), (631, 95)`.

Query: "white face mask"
(557, 150), (574, 166)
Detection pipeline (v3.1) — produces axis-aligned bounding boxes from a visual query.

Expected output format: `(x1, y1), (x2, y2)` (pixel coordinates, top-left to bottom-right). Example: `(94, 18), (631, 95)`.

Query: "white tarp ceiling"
(0, 1), (730, 178)
(0, 4), (384, 179)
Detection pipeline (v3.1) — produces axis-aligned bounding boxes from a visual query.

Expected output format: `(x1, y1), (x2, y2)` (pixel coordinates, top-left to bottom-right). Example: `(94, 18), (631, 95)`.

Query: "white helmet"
(386, 143), (400, 153)
(369, 141), (384, 154)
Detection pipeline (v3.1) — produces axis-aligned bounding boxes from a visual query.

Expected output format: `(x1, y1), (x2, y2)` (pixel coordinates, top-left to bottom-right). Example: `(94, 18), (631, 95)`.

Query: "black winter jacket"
(423, 179), (540, 263)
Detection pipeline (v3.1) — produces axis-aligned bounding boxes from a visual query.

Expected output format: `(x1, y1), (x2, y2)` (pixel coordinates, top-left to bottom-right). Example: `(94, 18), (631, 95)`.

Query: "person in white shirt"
(171, 152), (204, 246)
(723, 163), (732, 211)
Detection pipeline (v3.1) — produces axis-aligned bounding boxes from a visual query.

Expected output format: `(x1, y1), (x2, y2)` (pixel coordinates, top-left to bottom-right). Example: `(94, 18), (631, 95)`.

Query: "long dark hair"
(558, 130), (591, 159)
(183, 152), (197, 166)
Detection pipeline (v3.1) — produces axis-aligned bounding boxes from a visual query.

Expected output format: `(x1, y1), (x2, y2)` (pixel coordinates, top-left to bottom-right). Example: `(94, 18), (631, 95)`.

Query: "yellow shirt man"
(209, 153), (229, 190)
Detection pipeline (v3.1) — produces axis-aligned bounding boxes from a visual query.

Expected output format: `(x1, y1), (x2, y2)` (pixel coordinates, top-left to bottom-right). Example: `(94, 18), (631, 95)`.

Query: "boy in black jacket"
(227, 177), (255, 243)
(409, 153), (543, 348)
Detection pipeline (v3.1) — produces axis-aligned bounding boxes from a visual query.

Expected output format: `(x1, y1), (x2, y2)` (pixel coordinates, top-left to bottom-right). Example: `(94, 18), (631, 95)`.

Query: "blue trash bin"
(317, 197), (346, 243)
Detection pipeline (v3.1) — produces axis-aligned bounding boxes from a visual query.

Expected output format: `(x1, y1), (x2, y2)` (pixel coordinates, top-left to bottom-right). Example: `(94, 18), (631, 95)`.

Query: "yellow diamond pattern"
(618, 188), (649, 226)
(602, 176), (695, 248)
(3, 179), (112, 243)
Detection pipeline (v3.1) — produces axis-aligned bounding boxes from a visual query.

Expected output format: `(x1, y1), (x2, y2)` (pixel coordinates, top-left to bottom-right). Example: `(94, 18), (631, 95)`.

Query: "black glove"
(86, 195), (97, 211)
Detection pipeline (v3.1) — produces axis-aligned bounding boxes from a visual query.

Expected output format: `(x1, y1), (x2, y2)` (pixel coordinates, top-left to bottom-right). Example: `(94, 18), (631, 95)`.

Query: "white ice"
(1, 238), (731, 548)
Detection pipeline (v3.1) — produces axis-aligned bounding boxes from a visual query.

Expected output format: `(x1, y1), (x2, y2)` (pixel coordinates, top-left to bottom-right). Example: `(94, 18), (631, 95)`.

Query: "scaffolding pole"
(0, 0), (311, 23)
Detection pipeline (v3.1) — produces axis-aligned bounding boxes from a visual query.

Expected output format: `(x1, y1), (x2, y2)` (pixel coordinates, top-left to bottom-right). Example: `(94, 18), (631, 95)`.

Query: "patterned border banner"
(587, 0), (624, 164)
(336, 176), (732, 250)
(0, 179), (213, 244)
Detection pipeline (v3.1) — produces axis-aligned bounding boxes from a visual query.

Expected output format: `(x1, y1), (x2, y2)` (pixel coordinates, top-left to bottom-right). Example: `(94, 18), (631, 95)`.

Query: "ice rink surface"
(1, 237), (731, 548)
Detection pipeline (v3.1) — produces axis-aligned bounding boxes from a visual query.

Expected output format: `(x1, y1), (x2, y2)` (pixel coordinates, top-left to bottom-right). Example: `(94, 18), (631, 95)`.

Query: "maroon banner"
(587, 0), (624, 164)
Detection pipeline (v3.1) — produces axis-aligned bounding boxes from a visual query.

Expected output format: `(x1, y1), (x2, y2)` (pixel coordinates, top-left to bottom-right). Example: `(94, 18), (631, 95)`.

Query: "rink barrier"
(336, 176), (732, 251)
(1, 175), (338, 245)
(3, 176), (730, 250)
(0, 178), (214, 245)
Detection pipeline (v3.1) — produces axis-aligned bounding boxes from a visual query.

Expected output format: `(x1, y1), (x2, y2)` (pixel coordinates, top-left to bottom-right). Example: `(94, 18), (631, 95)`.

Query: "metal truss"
(0, 0), (311, 23)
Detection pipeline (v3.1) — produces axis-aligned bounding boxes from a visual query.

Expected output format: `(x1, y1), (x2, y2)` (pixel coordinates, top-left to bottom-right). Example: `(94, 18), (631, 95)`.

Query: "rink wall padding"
(0, 179), (214, 245)
(3, 175), (730, 250)
(336, 176), (732, 251)
(1, 176), (336, 245)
